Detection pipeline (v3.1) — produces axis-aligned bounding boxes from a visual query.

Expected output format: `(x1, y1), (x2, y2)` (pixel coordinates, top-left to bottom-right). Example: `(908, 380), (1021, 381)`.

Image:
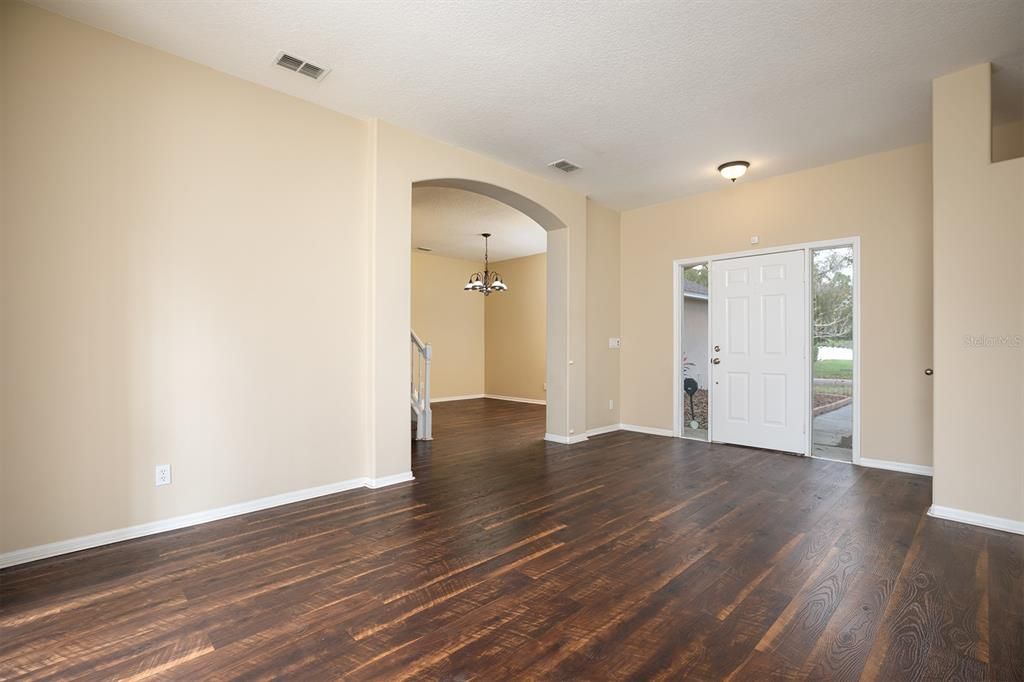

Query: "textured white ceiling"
(32, 0), (1024, 209)
(412, 187), (545, 262)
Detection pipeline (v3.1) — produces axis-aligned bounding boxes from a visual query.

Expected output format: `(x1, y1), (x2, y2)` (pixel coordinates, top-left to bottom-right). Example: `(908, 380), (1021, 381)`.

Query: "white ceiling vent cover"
(548, 159), (581, 173)
(274, 51), (330, 81)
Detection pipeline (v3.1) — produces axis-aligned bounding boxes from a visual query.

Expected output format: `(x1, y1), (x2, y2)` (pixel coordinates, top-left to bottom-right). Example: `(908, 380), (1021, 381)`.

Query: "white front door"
(711, 250), (806, 453)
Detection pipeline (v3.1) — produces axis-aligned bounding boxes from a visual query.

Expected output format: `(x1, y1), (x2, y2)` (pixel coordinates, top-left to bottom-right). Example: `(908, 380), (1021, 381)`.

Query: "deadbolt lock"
(714, 345), (721, 352)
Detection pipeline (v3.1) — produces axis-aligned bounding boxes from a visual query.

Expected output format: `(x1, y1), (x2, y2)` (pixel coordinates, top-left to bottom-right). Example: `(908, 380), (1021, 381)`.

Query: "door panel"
(727, 373), (749, 422)
(711, 250), (806, 453)
(726, 297), (749, 354)
(762, 373), (787, 425)
(762, 294), (786, 354)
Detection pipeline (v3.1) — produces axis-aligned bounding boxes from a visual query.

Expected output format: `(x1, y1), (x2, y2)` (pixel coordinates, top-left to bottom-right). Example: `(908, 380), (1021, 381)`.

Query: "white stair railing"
(411, 330), (432, 440)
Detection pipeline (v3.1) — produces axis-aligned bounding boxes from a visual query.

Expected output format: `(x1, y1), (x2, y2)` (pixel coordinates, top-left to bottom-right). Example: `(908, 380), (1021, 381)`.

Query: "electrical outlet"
(155, 464), (171, 486)
(608, 399), (614, 410)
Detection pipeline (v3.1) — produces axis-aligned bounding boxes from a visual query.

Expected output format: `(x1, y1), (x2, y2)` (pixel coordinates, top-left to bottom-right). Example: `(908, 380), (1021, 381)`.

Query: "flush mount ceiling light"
(464, 233), (508, 296)
(718, 160), (750, 182)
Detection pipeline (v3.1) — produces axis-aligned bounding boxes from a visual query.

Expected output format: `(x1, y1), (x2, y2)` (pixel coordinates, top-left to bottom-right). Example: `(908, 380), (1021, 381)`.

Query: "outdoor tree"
(683, 263), (708, 287)
(812, 249), (853, 345)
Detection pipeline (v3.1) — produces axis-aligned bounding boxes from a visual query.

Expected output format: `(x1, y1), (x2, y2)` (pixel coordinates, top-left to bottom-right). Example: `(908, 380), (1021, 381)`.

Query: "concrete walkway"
(812, 404), (853, 461)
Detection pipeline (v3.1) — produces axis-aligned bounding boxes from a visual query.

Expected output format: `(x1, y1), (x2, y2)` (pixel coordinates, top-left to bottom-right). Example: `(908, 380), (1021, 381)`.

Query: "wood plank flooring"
(2, 398), (1021, 680)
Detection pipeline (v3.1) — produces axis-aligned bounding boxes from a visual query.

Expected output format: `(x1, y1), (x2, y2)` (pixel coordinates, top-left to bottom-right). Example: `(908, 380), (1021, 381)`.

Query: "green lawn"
(815, 383), (852, 396)
(814, 358), (853, 380)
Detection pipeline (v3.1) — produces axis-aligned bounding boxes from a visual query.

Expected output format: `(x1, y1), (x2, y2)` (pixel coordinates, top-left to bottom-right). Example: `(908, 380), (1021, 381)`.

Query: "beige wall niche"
(620, 143), (934, 467)
(411, 252), (486, 399)
(485, 254), (547, 401)
(932, 63), (1024, 526)
(992, 120), (1024, 164)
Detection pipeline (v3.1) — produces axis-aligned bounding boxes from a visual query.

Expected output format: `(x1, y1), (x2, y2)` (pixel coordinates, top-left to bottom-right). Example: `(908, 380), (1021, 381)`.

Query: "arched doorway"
(409, 180), (554, 442)
(365, 121), (587, 483)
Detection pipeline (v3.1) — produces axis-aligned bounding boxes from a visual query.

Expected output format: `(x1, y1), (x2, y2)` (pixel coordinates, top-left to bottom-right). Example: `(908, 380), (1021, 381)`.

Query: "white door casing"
(710, 250), (806, 453)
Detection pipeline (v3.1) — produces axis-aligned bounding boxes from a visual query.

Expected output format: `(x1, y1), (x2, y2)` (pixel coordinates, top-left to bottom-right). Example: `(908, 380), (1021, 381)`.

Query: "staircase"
(411, 330), (432, 440)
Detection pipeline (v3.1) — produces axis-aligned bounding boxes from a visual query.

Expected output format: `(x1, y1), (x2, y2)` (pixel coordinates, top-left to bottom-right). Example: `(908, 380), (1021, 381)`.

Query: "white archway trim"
(414, 178), (568, 233)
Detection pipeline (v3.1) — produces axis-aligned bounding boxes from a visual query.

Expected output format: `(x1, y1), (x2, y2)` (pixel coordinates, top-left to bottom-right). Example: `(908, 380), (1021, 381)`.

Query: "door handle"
(711, 358), (721, 365)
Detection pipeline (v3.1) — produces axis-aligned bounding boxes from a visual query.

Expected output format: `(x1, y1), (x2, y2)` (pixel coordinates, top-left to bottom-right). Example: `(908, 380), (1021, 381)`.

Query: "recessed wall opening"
(991, 56), (1024, 163)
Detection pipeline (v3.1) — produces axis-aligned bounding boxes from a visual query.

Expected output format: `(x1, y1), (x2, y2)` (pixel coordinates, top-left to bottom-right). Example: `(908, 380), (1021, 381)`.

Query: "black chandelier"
(464, 233), (508, 296)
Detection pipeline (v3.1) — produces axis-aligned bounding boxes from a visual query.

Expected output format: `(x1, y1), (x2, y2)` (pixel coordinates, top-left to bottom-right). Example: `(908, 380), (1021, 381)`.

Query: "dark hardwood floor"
(2, 399), (1021, 680)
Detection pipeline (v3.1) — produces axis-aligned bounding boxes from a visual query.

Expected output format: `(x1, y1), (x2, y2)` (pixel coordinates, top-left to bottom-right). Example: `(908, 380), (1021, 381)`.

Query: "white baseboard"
(430, 394), (485, 403)
(928, 505), (1024, 536)
(581, 423), (675, 438)
(549, 423), (677, 443)
(484, 394), (546, 405)
(544, 432), (588, 444)
(365, 471), (415, 489)
(585, 423), (622, 437)
(431, 394), (546, 405)
(0, 472), (414, 569)
(858, 457), (933, 477)
(620, 423), (675, 437)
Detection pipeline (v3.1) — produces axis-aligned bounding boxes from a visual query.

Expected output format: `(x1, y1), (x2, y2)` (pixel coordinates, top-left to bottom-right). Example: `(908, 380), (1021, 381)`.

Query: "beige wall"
(411, 252), (485, 399)
(933, 64), (1024, 524)
(0, 1), (596, 557)
(1, 2), (370, 552)
(485, 254), (547, 401)
(586, 200), (622, 429)
(411, 250), (547, 403)
(621, 143), (934, 466)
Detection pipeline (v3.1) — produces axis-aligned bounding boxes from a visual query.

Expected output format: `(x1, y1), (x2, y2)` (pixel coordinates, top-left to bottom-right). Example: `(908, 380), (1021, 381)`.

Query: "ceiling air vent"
(549, 159), (581, 173)
(274, 51), (330, 81)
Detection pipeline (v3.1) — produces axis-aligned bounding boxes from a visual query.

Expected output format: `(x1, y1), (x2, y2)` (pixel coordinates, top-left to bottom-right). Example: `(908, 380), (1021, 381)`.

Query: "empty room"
(1, 0), (1022, 679)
